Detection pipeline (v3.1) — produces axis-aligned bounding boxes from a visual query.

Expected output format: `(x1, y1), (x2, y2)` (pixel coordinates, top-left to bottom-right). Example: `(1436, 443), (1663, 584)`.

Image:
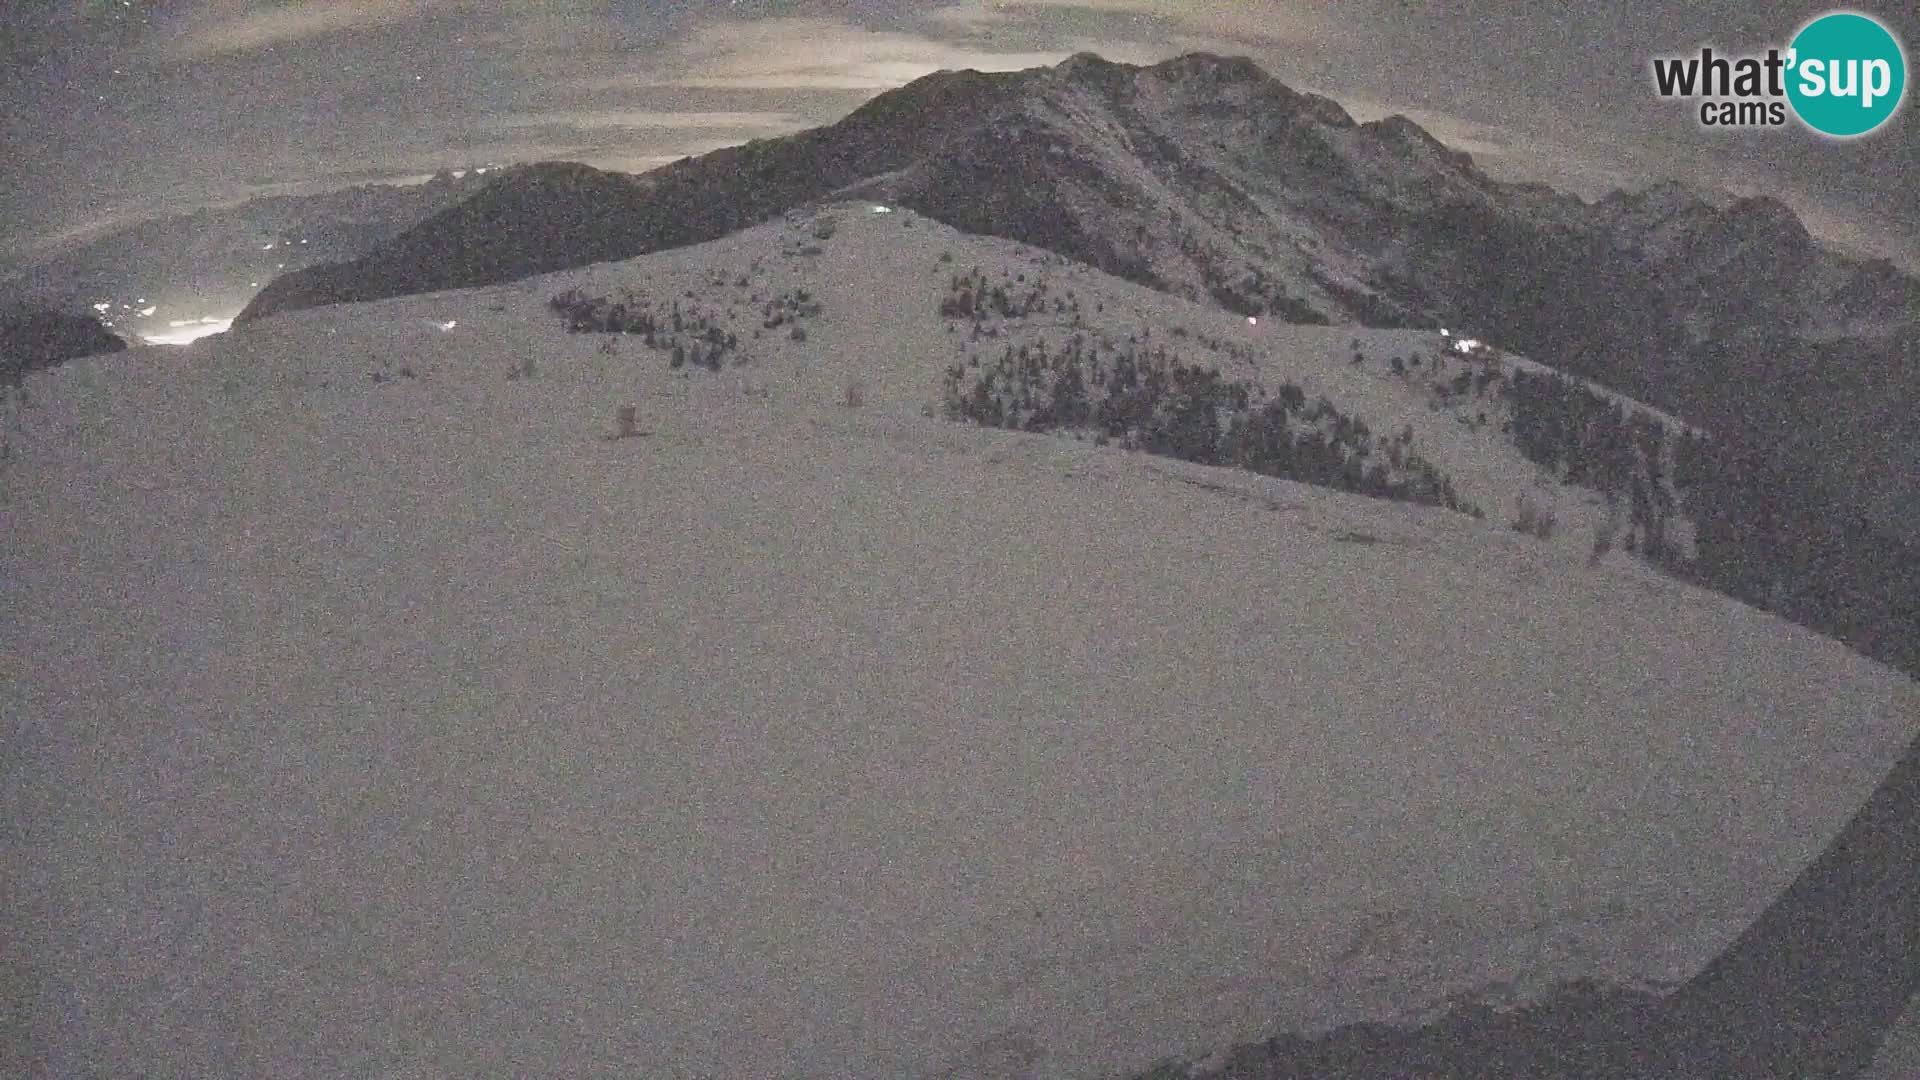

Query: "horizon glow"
(142, 315), (234, 345)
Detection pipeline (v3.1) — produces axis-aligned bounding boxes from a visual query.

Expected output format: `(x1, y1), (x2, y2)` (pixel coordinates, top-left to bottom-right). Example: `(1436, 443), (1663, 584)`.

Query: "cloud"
(590, 17), (1068, 91)
(479, 110), (810, 134)
(925, 1), (1349, 45)
(1333, 96), (1517, 159)
(0, 211), (151, 262)
(165, 0), (433, 59)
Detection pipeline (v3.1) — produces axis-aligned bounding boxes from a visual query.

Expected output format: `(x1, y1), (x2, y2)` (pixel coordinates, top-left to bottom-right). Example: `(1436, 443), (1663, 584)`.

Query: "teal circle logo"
(1786, 12), (1907, 137)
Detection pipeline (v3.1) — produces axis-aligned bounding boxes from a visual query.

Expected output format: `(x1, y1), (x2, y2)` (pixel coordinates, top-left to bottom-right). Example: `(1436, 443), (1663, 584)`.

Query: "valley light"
(1440, 328), (1450, 336)
(139, 305), (157, 317)
(1248, 316), (1258, 325)
(143, 316), (233, 345)
(263, 243), (276, 250)
(92, 302), (111, 312)
(871, 205), (892, 213)
(439, 320), (458, 331)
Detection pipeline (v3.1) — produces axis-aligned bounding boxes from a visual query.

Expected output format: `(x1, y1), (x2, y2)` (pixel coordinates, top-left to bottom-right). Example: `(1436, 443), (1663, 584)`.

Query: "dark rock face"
(0, 306), (125, 384)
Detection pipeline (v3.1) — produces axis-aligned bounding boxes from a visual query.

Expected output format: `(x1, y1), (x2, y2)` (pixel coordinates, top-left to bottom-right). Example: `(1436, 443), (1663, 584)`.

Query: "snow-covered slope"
(7, 206), (1917, 1079)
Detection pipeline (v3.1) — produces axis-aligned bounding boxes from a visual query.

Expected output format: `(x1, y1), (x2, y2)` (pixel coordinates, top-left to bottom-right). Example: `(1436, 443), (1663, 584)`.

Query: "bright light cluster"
(143, 316), (233, 346)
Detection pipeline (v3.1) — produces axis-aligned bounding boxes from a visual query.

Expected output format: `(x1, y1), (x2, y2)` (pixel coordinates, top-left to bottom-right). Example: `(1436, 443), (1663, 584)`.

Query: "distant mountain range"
(229, 52), (1920, 540)
(0, 169), (494, 343)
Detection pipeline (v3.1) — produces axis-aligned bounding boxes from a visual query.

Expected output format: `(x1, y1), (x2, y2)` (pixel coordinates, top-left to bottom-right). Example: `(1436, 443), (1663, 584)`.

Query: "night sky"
(4, 2), (1917, 268)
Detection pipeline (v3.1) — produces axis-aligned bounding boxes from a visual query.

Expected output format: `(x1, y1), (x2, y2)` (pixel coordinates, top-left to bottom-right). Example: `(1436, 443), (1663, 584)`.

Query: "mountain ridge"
(236, 51), (1916, 347)
(229, 50), (1920, 540)
(0, 304), (125, 384)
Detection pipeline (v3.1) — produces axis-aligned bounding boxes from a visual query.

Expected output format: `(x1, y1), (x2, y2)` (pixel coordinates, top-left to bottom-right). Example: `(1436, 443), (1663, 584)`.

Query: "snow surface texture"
(7, 206), (1918, 1078)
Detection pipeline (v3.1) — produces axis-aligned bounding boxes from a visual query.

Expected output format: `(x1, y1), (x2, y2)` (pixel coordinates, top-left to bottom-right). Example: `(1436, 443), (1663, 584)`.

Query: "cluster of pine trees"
(1679, 437), (1920, 673)
(1500, 363), (1920, 674)
(938, 267), (1083, 322)
(761, 287), (822, 330)
(1426, 358), (1503, 404)
(1170, 228), (1326, 324)
(548, 287), (741, 372)
(1200, 259), (1326, 324)
(942, 334), (1477, 516)
(1502, 368), (1684, 562)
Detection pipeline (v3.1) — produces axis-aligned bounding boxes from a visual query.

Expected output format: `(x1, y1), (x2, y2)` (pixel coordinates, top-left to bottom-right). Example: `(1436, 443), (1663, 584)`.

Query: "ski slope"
(7, 207), (1917, 1079)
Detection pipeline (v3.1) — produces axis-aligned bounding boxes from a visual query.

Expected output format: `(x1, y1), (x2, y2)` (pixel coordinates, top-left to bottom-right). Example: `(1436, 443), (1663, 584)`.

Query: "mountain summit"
(234, 51), (1495, 327)
(237, 50), (1909, 347)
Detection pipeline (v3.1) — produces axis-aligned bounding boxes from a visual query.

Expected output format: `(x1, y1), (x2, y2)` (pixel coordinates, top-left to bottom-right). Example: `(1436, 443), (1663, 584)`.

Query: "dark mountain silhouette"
(234, 162), (659, 313)
(1, 305), (125, 385)
(237, 66), (1038, 322)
